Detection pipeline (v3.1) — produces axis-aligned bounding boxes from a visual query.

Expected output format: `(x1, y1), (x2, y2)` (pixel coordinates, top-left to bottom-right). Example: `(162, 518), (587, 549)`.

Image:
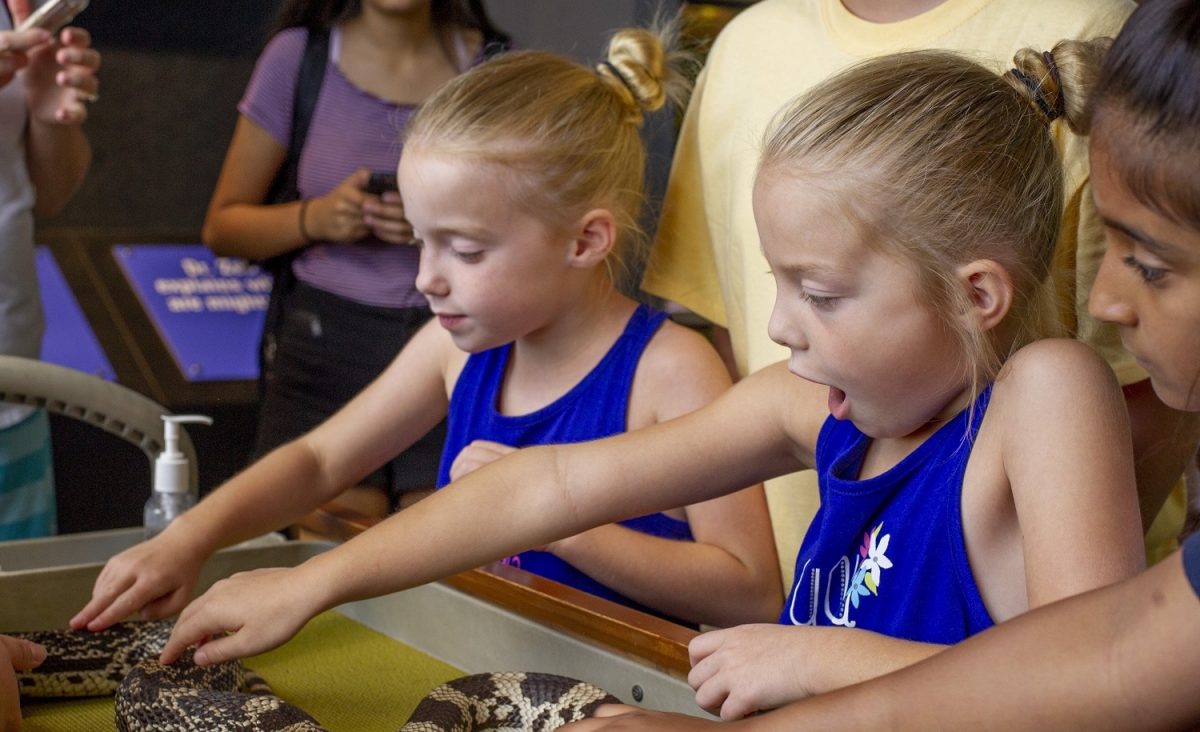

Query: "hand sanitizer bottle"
(144, 414), (212, 540)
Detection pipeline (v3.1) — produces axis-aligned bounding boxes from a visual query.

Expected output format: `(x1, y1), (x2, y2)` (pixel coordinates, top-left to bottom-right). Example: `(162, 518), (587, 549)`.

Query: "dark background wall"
(51, 1), (280, 231)
(53, 0), (668, 233)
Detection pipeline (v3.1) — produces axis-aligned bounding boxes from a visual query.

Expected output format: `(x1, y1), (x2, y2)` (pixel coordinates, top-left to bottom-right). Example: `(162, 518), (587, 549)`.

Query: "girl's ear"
(955, 259), (1014, 332)
(566, 209), (617, 268)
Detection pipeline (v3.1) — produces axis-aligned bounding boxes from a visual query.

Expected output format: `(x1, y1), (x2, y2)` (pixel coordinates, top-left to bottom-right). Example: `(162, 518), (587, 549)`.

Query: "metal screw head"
(631, 685), (644, 702)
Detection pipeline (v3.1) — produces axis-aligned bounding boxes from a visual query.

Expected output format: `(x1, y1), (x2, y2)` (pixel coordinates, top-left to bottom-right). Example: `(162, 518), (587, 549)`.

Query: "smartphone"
(365, 171), (399, 196)
(16, 0), (90, 33)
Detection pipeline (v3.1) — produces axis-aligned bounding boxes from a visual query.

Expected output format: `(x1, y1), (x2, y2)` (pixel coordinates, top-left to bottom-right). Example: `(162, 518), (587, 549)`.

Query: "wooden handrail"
(299, 503), (697, 676)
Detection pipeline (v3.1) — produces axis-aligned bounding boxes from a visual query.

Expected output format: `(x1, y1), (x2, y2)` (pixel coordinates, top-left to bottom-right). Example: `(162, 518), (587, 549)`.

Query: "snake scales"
(14, 621), (621, 731)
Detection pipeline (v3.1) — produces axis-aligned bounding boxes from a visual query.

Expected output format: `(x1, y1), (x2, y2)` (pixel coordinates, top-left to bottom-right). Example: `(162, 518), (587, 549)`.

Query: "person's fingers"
(0, 53), (29, 86)
(58, 26), (91, 48)
(0, 28), (51, 54)
(0, 636), (46, 672)
(160, 612), (216, 665)
(55, 45), (100, 70)
(370, 220), (414, 244)
(70, 568), (136, 629)
(53, 101), (87, 125)
(139, 587), (189, 622)
(687, 628), (722, 666)
(81, 589), (144, 630)
(55, 66), (96, 91)
(691, 674), (730, 718)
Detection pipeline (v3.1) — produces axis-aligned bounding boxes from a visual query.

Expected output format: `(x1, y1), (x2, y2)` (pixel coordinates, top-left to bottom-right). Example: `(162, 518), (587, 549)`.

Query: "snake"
(13, 621), (622, 731)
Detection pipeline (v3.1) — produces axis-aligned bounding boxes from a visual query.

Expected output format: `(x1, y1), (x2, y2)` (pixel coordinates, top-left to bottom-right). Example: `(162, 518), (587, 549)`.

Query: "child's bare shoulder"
(640, 317), (733, 387)
(628, 318), (733, 425)
(992, 338), (1123, 415)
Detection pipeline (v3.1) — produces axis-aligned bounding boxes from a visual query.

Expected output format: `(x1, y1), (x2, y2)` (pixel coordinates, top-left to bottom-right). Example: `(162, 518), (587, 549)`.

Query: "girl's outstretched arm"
(71, 320), (454, 631)
(160, 363), (817, 665)
(538, 322), (785, 627)
(563, 546), (1200, 731)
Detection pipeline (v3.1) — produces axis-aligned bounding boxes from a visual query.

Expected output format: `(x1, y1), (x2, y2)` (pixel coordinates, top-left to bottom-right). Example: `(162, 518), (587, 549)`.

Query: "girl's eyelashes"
(453, 249), (484, 263)
(800, 289), (839, 310)
(1122, 254), (1167, 284)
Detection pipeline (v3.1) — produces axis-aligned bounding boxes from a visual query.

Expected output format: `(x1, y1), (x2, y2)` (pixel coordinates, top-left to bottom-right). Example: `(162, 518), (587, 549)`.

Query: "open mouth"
(827, 386), (849, 420)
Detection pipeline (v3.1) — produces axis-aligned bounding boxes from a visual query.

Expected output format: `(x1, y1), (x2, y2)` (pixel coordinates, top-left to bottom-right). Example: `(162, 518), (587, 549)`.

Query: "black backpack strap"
(266, 26), (330, 205)
(258, 26), (329, 391)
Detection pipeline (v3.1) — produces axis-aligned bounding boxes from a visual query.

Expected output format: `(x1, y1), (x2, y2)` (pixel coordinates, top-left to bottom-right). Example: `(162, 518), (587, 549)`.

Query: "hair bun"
(598, 27), (675, 121)
(1008, 39), (1111, 134)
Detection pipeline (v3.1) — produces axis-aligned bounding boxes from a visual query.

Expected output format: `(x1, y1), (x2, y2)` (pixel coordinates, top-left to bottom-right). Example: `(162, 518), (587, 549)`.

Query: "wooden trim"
(299, 503), (697, 676)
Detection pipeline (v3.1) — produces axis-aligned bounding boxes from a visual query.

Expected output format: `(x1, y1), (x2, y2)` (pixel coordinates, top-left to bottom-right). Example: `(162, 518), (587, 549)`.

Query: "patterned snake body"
(14, 621), (621, 731)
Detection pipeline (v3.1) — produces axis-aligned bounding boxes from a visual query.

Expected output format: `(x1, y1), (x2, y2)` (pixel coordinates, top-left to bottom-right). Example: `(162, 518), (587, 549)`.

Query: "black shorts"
(254, 282), (446, 505)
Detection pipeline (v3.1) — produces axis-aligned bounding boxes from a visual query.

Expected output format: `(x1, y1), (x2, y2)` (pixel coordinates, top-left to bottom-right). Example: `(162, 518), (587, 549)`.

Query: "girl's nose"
(768, 300), (807, 351)
(415, 249), (448, 298)
(1087, 250), (1138, 328)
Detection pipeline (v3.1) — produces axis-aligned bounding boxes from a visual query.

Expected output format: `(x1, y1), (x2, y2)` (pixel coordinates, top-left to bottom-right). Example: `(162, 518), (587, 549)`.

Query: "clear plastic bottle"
(144, 414), (212, 540)
(144, 491), (195, 539)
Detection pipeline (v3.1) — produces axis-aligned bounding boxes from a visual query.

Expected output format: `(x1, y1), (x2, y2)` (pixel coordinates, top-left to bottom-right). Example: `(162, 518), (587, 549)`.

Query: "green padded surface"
(21, 611), (463, 732)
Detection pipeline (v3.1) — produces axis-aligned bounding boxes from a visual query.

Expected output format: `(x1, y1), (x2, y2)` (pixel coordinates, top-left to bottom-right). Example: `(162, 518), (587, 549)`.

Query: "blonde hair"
(759, 41), (1107, 396)
(404, 26), (690, 282)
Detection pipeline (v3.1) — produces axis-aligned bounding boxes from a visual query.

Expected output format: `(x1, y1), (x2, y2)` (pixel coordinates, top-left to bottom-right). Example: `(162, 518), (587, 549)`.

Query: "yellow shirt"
(642, 0), (1161, 587)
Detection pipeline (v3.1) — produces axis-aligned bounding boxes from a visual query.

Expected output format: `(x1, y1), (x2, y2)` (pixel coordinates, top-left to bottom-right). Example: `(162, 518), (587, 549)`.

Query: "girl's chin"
(1151, 376), (1200, 413)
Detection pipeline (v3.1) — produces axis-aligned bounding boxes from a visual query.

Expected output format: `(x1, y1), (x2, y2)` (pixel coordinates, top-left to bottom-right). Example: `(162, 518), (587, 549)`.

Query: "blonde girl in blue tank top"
(112, 32), (1142, 719)
(72, 28), (783, 633)
(573, 1), (1200, 728)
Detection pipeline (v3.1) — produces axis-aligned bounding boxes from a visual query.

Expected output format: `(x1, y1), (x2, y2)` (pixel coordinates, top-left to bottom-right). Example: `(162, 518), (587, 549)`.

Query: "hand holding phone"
(360, 170), (412, 244)
(365, 171), (399, 196)
(16, 0), (90, 33)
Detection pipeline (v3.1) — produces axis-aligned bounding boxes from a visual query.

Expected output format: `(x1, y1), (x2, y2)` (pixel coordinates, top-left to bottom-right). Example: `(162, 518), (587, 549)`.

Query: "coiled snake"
(14, 621), (621, 731)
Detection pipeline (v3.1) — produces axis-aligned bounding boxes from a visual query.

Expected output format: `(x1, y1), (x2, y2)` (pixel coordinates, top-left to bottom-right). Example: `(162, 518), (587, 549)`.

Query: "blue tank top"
(437, 304), (695, 619)
(779, 386), (995, 644)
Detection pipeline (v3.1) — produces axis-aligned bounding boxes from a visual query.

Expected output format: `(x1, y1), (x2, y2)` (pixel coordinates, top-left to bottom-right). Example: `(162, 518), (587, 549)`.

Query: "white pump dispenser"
(144, 414), (212, 539)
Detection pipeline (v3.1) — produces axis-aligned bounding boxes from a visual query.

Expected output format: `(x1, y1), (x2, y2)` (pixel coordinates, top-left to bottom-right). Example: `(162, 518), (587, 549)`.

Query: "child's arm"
(201, 116), (375, 260)
(536, 322), (783, 626)
(159, 363), (820, 665)
(71, 320), (455, 631)
(562, 546), (1200, 731)
(685, 339), (1147, 718)
(23, 27), (96, 217)
(997, 338), (1145, 608)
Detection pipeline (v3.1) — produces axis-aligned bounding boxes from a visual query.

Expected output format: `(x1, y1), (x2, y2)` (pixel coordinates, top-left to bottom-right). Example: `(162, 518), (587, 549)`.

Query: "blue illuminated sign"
(113, 245), (269, 382)
(36, 247), (115, 381)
